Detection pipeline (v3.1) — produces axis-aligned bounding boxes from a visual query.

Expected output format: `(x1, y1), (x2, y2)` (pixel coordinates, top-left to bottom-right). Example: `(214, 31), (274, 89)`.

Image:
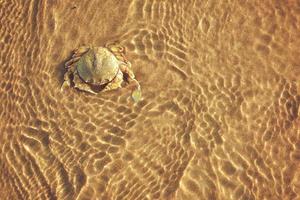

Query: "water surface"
(0, 0), (300, 199)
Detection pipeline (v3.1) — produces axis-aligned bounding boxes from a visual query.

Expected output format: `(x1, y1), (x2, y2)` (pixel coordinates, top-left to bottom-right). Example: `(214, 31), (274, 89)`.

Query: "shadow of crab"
(55, 56), (70, 86)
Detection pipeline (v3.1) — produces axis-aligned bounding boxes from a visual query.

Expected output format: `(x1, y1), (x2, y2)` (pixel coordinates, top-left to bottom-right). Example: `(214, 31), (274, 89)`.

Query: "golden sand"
(0, 0), (300, 199)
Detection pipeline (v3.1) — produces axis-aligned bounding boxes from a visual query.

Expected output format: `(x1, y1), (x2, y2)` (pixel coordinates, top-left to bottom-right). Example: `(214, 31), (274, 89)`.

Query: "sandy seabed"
(1, 0), (300, 199)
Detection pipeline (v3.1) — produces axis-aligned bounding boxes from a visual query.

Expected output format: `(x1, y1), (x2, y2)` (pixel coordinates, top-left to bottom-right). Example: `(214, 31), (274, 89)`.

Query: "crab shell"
(62, 44), (142, 102)
(76, 47), (123, 86)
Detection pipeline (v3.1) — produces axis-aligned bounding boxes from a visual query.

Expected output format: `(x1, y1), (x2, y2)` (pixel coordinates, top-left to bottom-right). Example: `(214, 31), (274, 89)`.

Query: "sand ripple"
(0, 0), (300, 199)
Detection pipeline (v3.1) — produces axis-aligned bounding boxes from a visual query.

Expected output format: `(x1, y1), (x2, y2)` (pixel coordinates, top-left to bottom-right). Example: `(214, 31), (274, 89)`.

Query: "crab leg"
(65, 57), (81, 68)
(106, 43), (128, 63)
(64, 46), (90, 69)
(120, 62), (135, 78)
(61, 68), (74, 91)
(73, 46), (90, 57)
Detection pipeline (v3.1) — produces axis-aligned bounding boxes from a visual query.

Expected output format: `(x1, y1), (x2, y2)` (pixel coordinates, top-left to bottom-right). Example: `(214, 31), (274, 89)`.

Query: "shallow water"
(1, 0), (300, 199)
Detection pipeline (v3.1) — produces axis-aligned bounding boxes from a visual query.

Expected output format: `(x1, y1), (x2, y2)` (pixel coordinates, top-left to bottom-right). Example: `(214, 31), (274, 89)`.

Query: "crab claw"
(106, 42), (125, 54)
(131, 83), (142, 102)
(119, 64), (141, 102)
(128, 78), (141, 102)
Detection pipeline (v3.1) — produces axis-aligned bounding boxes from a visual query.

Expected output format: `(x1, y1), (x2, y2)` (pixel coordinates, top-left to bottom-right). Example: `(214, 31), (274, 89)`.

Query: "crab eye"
(118, 46), (124, 52)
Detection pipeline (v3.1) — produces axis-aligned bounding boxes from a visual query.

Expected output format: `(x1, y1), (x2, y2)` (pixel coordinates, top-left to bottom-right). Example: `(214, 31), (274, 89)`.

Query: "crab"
(61, 43), (141, 102)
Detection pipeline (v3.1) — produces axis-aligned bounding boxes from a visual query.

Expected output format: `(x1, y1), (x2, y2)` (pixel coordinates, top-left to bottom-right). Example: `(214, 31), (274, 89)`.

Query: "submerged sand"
(0, 0), (300, 199)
